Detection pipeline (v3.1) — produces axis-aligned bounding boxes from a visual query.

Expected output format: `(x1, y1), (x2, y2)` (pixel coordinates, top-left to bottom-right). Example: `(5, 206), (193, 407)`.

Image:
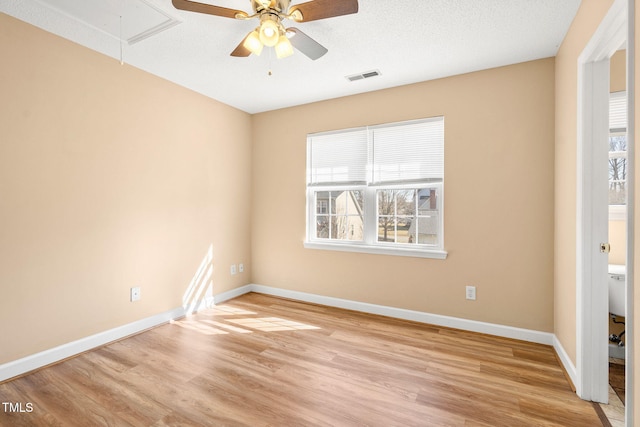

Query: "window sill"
(303, 241), (448, 259)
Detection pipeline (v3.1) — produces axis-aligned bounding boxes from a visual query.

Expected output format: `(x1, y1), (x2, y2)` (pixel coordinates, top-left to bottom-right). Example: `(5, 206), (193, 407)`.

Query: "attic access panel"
(38, 0), (180, 44)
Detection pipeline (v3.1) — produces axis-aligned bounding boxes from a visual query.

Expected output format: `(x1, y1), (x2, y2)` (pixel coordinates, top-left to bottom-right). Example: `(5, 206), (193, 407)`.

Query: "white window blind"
(371, 118), (444, 184)
(308, 128), (368, 185)
(610, 91), (627, 131)
(308, 117), (445, 186)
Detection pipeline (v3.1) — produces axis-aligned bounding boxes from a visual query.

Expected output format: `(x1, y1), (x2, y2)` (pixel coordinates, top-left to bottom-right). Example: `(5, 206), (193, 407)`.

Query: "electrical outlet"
(465, 285), (476, 301)
(130, 286), (141, 302)
(230, 264), (237, 275)
(239, 263), (244, 273)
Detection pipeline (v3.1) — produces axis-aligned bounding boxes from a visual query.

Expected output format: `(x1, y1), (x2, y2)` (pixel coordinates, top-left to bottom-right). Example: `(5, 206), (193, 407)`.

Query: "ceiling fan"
(172, 0), (358, 60)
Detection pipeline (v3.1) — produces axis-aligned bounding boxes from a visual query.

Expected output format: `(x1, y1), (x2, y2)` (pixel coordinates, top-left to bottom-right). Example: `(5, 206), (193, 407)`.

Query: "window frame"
(374, 185), (442, 248)
(313, 188), (365, 241)
(304, 118), (447, 259)
(608, 91), (627, 221)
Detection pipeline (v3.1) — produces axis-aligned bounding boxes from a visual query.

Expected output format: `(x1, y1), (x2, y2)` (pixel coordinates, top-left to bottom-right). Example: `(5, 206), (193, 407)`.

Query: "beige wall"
(610, 49), (627, 93)
(609, 220), (627, 265)
(0, 14), (253, 364)
(252, 58), (556, 332)
(609, 49), (627, 266)
(554, 0), (615, 366)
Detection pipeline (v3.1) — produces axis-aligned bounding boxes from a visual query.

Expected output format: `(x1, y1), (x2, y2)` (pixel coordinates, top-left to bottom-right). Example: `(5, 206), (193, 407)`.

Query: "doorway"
(576, 0), (634, 426)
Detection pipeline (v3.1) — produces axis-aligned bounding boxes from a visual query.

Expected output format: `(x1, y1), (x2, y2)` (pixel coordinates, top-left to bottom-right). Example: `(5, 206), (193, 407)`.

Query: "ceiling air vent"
(346, 70), (381, 82)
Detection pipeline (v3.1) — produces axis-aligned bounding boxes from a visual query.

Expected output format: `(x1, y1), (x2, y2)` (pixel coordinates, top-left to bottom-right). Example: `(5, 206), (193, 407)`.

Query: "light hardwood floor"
(0, 293), (603, 426)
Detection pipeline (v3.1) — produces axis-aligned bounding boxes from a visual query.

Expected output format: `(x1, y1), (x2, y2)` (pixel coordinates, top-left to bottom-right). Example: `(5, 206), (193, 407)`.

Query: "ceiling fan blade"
(172, 0), (247, 19)
(230, 34), (252, 57)
(289, 0), (358, 22)
(287, 28), (327, 60)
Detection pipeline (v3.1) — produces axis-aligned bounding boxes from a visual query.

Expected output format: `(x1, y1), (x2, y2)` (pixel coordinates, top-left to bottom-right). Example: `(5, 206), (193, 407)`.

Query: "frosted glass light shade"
(275, 35), (293, 58)
(259, 20), (279, 47)
(243, 30), (263, 56)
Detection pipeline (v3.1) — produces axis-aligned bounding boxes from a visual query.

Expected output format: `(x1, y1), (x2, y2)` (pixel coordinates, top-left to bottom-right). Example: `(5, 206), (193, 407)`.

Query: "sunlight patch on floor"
(226, 317), (321, 332)
(203, 306), (256, 316)
(201, 319), (253, 333)
(170, 319), (229, 335)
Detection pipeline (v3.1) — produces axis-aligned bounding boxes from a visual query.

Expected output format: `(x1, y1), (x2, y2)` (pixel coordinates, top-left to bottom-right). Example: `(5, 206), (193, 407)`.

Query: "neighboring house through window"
(305, 117), (446, 259)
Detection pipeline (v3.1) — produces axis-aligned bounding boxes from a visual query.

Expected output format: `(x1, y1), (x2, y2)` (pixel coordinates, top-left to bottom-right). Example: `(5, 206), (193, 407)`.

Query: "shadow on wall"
(182, 244), (214, 316)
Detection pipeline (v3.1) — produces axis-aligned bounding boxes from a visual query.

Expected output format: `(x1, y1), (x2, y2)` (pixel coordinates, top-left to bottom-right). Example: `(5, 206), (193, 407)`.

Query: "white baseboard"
(213, 284), (253, 304)
(1, 283), (568, 384)
(182, 295), (214, 316)
(0, 306), (186, 383)
(0, 285), (252, 383)
(249, 284), (554, 345)
(248, 285), (583, 380)
(553, 334), (578, 390)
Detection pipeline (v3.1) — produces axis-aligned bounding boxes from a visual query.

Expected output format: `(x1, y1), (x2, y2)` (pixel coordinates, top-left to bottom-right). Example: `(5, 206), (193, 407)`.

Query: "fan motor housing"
(252, 0), (290, 14)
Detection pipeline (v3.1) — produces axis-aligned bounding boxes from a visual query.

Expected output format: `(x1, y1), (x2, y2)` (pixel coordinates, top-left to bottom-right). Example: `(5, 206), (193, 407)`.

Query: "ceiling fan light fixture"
(275, 35), (294, 58)
(259, 19), (280, 47)
(173, 0), (361, 61)
(243, 30), (263, 55)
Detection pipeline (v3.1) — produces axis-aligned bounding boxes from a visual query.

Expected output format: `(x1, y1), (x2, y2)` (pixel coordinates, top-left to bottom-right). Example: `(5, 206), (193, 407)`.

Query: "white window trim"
(305, 116), (447, 260)
(303, 240), (448, 259)
(305, 183), (447, 259)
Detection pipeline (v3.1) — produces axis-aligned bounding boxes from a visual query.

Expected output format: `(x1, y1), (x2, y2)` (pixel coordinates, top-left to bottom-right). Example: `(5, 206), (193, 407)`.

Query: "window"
(609, 91), (627, 220)
(377, 188), (439, 245)
(315, 190), (364, 241)
(305, 117), (446, 259)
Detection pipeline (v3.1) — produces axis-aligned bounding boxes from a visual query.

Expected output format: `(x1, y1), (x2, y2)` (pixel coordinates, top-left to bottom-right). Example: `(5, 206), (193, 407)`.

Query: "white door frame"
(576, 48), (610, 404)
(576, 0), (634, 421)
(624, 2), (635, 425)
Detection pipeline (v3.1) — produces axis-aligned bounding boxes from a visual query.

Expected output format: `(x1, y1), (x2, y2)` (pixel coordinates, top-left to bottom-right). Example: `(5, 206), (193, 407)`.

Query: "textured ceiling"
(0, 0), (581, 113)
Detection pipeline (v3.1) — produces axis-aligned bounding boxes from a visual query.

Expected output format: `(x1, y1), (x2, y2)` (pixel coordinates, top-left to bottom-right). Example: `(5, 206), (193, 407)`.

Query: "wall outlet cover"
(465, 286), (476, 301)
(130, 287), (141, 302)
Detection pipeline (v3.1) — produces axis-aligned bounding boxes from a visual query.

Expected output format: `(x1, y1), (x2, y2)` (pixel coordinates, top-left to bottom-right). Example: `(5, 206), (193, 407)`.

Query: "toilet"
(608, 264), (626, 358)
(609, 264), (626, 318)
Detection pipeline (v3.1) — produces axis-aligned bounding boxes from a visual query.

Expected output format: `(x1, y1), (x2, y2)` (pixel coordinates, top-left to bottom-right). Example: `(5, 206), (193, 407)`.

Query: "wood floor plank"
(0, 293), (603, 426)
